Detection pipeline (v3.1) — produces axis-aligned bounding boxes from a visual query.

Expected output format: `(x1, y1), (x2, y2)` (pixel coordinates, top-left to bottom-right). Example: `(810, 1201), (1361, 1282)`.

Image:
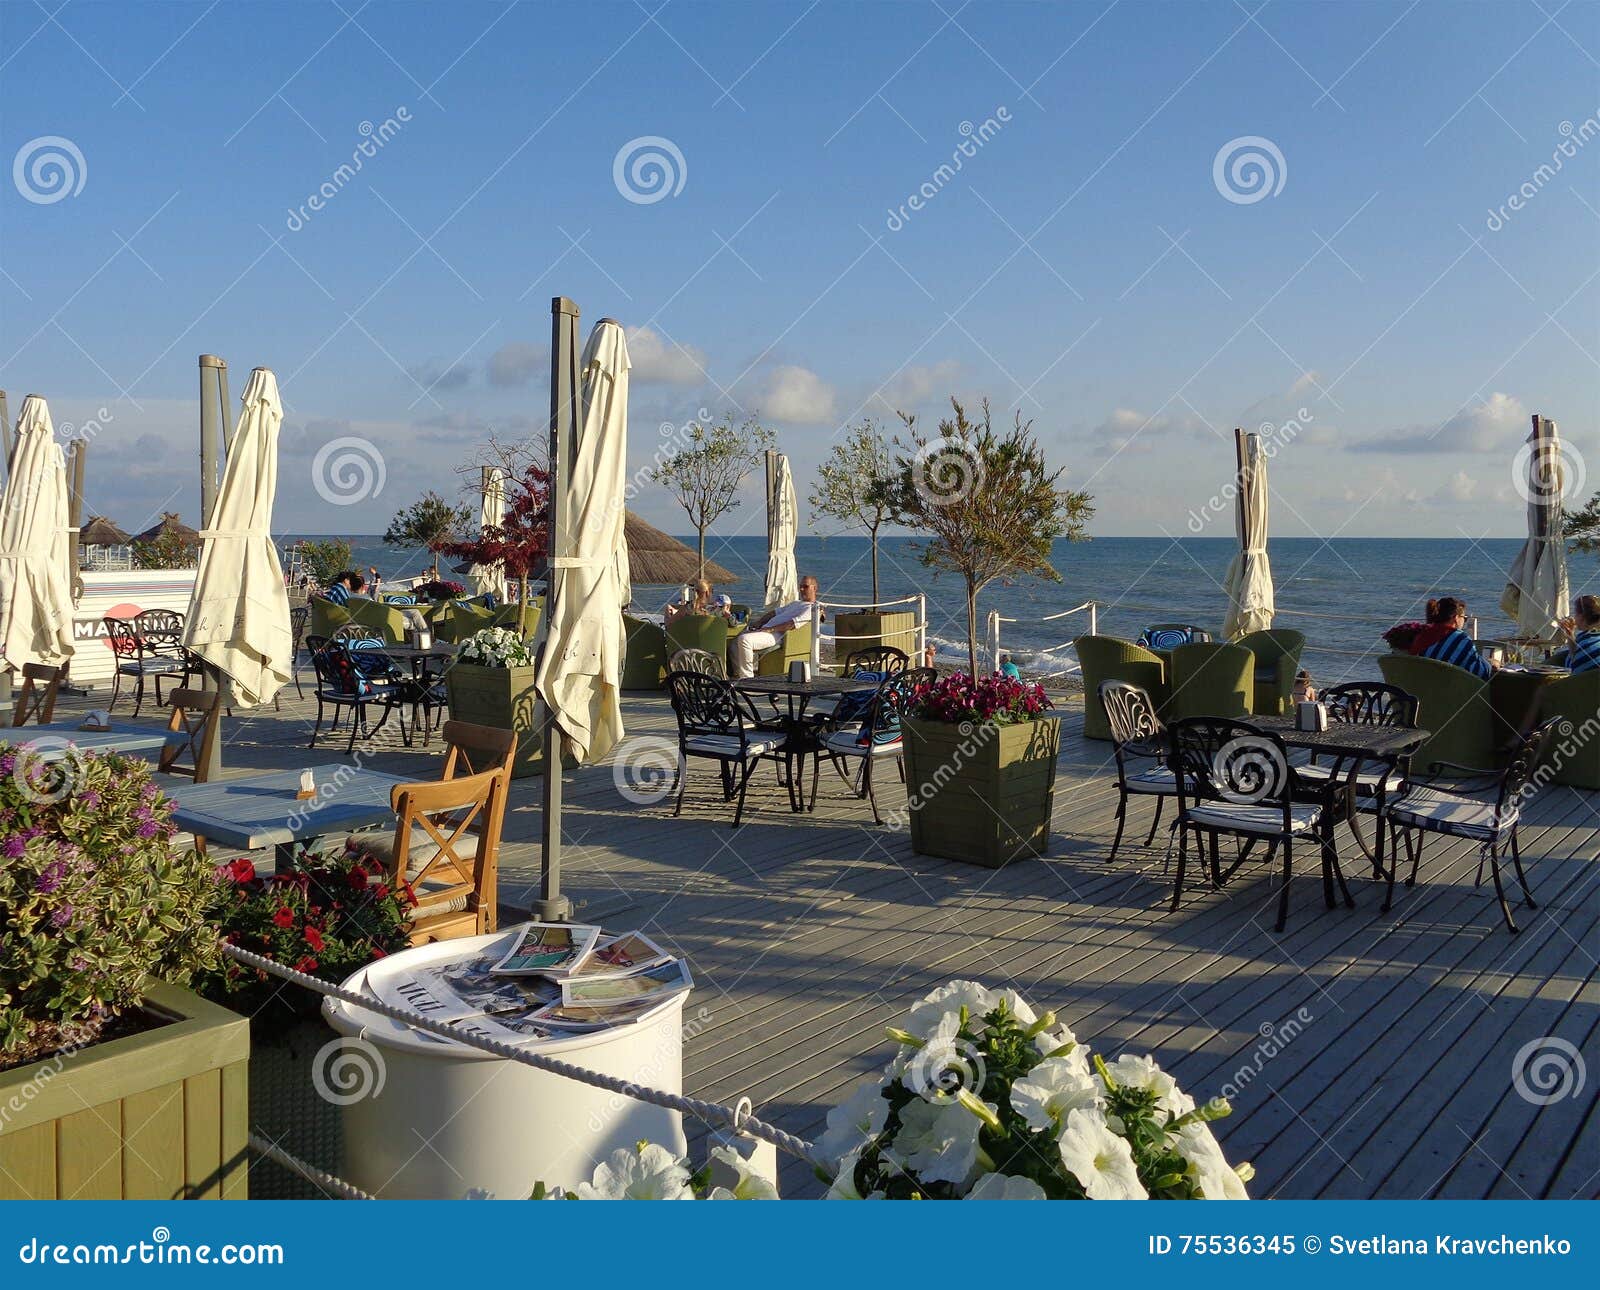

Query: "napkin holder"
(294, 769), (317, 801)
(1296, 701), (1328, 733)
(78, 710), (112, 733)
(788, 659), (812, 683)
(407, 625), (433, 650)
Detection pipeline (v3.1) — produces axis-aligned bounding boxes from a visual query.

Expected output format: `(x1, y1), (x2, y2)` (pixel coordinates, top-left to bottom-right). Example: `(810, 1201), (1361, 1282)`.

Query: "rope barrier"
(248, 1133), (374, 1200)
(221, 944), (826, 1171)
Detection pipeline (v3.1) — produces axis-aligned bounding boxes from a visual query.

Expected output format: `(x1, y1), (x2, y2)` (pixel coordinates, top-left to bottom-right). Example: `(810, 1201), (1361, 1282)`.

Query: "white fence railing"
(986, 601), (1097, 678)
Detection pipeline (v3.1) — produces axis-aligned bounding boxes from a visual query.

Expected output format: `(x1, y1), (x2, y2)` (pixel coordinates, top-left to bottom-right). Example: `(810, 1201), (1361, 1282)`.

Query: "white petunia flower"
(824, 1150), (884, 1199)
(1104, 1053), (1196, 1117)
(965, 1172), (1047, 1200)
(1010, 1058), (1103, 1132)
(890, 1096), (991, 1187)
(903, 981), (996, 1041)
(1033, 1021), (1085, 1063)
(1055, 1108), (1148, 1200)
(819, 1079), (891, 1168)
(1172, 1122), (1249, 1200)
(574, 1144), (693, 1199)
(705, 1146), (779, 1199)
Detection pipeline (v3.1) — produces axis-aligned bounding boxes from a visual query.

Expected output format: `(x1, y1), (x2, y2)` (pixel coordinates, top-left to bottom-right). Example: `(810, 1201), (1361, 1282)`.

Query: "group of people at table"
(663, 574), (824, 678)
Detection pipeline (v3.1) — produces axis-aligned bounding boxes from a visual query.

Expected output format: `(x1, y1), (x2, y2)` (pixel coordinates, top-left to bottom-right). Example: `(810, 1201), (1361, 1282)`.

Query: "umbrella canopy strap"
(221, 944), (824, 1170)
(547, 556), (609, 568)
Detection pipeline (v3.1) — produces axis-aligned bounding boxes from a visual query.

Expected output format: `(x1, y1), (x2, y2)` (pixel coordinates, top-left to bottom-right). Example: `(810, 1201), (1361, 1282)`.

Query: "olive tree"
(810, 418), (894, 602)
(883, 398), (1094, 676)
(649, 413), (774, 577)
(1566, 490), (1599, 555)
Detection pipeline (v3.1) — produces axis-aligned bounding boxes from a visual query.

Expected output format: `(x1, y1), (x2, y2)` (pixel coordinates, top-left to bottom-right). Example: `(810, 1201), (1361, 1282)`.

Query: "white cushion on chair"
(823, 729), (903, 757)
(1295, 762), (1405, 793)
(1386, 786), (1505, 840)
(119, 658), (185, 675)
(684, 732), (782, 758)
(1124, 766), (1176, 794)
(1184, 802), (1321, 835)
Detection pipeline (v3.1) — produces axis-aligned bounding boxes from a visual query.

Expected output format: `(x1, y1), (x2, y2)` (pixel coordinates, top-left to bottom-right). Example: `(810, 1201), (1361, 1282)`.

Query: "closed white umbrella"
(1222, 428), (1275, 639)
(0, 396), (75, 672)
(470, 466), (511, 602)
(1500, 415), (1570, 641)
(182, 368), (292, 707)
(534, 318), (630, 765)
(763, 449), (798, 608)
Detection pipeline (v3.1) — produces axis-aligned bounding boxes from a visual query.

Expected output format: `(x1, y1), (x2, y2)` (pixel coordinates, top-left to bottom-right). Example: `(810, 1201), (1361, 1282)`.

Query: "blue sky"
(2, 0), (1597, 543)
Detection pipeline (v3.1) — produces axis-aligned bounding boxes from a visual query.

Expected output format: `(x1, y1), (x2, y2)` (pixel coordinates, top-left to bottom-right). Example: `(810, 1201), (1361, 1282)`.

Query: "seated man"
(321, 569), (365, 606)
(733, 574), (821, 678)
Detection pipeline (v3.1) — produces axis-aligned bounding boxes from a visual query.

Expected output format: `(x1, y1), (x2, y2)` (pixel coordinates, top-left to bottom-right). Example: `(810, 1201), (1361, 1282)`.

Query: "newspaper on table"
(560, 958), (693, 1009)
(568, 931), (673, 979)
(491, 922), (601, 976)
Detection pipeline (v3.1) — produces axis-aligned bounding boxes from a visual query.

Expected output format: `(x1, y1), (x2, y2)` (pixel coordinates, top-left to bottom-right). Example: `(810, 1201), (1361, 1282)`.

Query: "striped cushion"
(119, 658), (185, 675)
(684, 733), (782, 758)
(1387, 786), (1509, 840)
(1294, 763), (1405, 793)
(1140, 626), (1195, 651)
(824, 728), (903, 757)
(1125, 766), (1176, 794)
(1183, 802), (1321, 835)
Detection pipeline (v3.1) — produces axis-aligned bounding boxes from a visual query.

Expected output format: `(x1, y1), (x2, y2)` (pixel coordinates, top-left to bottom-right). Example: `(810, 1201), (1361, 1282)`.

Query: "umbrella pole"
(534, 296), (581, 922)
(197, 355), (229, 781)
(0, 389), (11, 476)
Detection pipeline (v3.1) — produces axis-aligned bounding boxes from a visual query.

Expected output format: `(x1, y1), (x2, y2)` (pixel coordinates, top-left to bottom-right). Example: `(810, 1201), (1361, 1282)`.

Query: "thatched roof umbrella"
(135, 512), (200, 546)
(80, 515), (131, 546)
(622, 512), (736, 585)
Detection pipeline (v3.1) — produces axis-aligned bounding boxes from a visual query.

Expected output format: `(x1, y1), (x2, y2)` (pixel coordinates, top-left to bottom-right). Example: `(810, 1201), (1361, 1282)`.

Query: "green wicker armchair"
(435, 600), (494, 643)
(756, 622), (813, 676)
(665, 613), (729, 664)
(308, 596), (353, 640)
(344, 597), (408, 643)
(1378, 652), (1497, 774)
(1534, 669), (1600, 789)
(1073, 636), (1168, 740)
(1235, 628), (1307, 716)
(1164, 641), (1255, 720)
(621, 614), (668, 690)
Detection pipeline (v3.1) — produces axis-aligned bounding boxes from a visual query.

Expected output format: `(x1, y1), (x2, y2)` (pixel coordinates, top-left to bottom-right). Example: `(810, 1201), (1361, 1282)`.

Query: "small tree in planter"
(811, 419), (894, 602)
(898, 672), (1061, 867)
(650, 413), (774, 579)
(298, 537), (353, 589)
(0, 747), (246, 1198)
(883, 399), (1094, 676)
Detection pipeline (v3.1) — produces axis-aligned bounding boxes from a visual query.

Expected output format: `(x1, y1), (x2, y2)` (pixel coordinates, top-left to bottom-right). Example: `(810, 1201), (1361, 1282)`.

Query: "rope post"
(986, 610), (1000, 670)
(1089, 601), (1098, 636)
(917, 592), (927, 665)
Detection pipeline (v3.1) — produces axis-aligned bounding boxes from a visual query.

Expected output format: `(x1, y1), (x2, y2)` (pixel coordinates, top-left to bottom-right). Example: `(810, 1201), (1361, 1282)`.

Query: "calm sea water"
(285, 534), (1597, 684)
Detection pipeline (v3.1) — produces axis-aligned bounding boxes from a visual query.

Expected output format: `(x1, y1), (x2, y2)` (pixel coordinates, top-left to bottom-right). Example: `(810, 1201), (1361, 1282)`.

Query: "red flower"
(347, 868), (368, 890)
(373, 883), (389, 900)
(224, 858), (256, 884)
(293, 956), (319, 974)
(370, 949), (387, 959)
(271, 906), (295, 928)
(304, 926), (326, 952)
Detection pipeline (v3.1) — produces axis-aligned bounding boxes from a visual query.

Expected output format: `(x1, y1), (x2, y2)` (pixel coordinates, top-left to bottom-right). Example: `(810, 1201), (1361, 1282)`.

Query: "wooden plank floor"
(32, 677), (1599, 1199)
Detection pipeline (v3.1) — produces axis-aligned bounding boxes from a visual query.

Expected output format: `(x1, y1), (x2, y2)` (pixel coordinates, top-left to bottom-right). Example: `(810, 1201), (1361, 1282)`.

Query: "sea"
(282, 534), (1597, 686)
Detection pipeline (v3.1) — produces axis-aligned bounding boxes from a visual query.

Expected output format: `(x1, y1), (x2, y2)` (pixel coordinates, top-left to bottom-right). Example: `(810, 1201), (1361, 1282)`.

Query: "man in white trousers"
(733, 574), (821, 677)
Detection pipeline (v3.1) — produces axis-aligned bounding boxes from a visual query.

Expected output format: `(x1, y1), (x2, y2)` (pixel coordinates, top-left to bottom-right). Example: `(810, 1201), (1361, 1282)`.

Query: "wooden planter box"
(901, 715), (1061, 868)
(834, 611), (919, 664)
(0, 981), (249, 1199)
(445, 661), (544, 778)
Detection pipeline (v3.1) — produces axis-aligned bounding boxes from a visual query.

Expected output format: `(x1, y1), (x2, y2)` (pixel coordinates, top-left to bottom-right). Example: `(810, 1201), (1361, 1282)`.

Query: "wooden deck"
(33, 678), (1600, 1199)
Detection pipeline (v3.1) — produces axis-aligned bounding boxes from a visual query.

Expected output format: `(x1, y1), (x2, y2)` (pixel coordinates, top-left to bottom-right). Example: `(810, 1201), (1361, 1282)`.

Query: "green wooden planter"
(445, 661), (544, 778)
(901, 715), (1061, 868)
(0, 981), (249, 1200)
(834, 611), (919, 663)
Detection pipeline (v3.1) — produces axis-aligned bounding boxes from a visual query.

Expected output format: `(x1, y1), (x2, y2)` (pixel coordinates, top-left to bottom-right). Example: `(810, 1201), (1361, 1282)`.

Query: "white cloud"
(870, 359), (965, 415)
(1355, 392), (1528, 454)
(486, 341), (546, 387)
(1086, 406), (1210, 453)
(626, 326), (708, 385)
(1435, 470), (1479, 503)
(757, 364), (837, 424)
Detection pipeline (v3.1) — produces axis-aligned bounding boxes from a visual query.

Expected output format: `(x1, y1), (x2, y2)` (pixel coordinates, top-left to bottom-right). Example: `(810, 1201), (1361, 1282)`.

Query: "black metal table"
(378, 643), (457, 744)
(733, 675), (877, 811)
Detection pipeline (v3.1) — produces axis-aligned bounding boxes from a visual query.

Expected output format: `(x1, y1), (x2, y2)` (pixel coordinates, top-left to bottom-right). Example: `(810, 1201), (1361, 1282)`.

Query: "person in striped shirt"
(322, 570), (364, 607)
(1556, 594), (1600, 674)
(1408, 596), (1494, 679)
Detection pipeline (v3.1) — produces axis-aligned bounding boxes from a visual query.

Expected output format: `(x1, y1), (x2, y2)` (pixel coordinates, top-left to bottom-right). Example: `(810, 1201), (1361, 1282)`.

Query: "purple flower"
(1, 836), (24, 860)
(50, 904), (73, 928)
(79, 789), (101, 808)
(71, 955), (89, 971)
(35, 860), (67, 893)
(136, 820), (160, 839)
(0, 751), (14, 775)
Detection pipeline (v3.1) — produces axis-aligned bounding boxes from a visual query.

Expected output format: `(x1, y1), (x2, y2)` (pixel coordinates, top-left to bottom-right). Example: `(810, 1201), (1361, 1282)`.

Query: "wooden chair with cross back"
(156, 687), (223, 783)
(384, 766), (510, 945)
(11, 663), (65, 726)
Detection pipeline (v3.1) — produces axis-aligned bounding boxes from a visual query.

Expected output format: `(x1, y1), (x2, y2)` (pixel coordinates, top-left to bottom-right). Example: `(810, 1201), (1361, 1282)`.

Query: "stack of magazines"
(371, 924), (693, 1047)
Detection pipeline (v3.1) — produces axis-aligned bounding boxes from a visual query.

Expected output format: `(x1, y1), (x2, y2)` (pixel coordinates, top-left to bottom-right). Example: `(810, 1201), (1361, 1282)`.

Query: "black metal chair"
(289, 603), (310, 699)
(1295, 681), (1420, 876)
(665, 671), (786, 828)
(1167, 717), (1342, 933)
(668, 647), (726, 679)
(1099, 679), (1178, 862)
(1382, 716), (1565, 933)
(306, 634), (410, 753)
(104, 614), (190, 716)
(842, 646), (909, 676)
(816, 666), (935, 824)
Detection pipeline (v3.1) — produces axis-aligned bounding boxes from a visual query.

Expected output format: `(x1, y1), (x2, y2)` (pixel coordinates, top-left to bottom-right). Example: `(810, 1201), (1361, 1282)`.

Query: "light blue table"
(4, 721), (178, 759)
(163, 763), (413, 869)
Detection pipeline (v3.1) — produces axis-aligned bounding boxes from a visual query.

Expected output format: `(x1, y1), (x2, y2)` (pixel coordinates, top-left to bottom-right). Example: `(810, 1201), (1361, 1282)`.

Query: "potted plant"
(900, 672), (1060, 868)
(195, 846), (416, 1197)
(434, 456), (551, 636)
(0, 747), (245, 1199)
(444, 626), (545, 777)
